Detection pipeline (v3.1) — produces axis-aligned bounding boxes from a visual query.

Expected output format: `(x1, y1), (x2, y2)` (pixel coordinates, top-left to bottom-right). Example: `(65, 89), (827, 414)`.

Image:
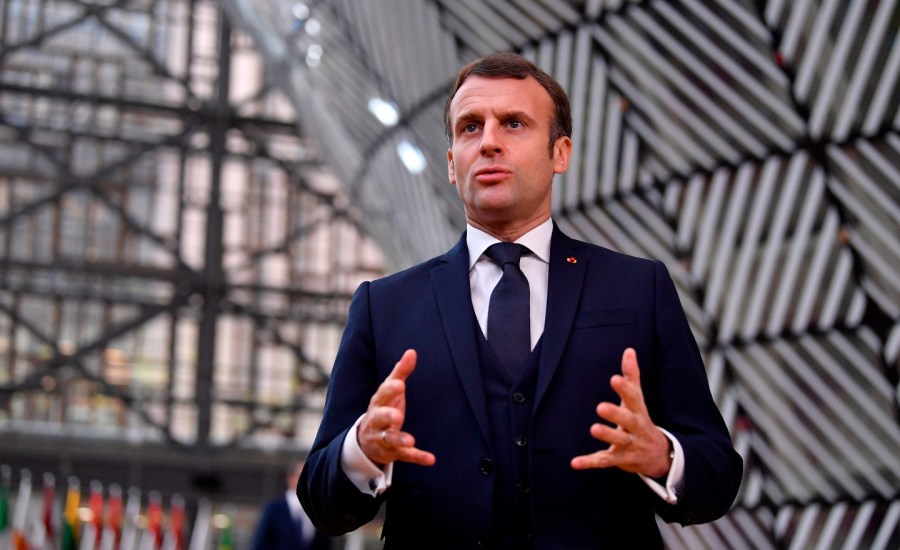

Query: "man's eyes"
(459, 119), (524, 133)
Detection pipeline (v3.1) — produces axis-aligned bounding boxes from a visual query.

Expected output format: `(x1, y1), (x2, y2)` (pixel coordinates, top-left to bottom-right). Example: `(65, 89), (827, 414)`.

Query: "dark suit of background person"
(252, 462), (331, 550)
(299, 53), (742, 549)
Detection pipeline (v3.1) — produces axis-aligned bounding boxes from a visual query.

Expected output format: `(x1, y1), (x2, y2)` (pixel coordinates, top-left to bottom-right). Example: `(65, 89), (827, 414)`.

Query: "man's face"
(447, 75), (571, 233)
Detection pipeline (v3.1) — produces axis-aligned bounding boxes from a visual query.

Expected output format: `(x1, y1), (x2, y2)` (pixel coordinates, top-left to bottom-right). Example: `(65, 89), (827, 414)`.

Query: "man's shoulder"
(368, 237), (465, 290)
(369, 254), (445, 288)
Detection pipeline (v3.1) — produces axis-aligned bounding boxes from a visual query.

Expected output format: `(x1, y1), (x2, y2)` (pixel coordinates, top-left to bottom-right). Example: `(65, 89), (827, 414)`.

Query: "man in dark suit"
(299, 52), (742, 548)
(252, 462), (331, 550)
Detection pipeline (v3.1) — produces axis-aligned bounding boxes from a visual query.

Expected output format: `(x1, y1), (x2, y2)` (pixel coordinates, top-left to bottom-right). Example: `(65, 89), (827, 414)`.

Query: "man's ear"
(447, 149), (456, 185)
(553, 136), (573, 174)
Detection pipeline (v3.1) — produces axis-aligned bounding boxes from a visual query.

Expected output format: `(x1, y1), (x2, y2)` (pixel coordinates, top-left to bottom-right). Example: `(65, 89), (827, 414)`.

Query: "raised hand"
(357, 349), (436, 467)
(571, 348), (672, 478)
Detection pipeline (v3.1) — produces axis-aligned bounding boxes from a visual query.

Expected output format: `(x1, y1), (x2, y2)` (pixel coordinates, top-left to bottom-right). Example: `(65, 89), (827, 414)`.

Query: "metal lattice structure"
(0, 0), (385, 504)
(222, 0), (900, 547)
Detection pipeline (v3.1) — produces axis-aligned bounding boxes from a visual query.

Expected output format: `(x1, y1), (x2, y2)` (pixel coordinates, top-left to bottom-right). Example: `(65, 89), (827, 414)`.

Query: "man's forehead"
(450, 75), (551, 118)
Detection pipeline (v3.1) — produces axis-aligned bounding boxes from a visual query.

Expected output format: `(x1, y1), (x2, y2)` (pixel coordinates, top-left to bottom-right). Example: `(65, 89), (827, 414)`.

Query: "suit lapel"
(535, 225), (588, 412)
(430, 233), (491, 445)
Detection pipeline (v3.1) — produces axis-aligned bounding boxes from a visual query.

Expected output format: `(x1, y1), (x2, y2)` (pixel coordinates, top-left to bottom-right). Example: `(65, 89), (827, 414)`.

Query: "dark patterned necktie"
(484, 242), (531, 371)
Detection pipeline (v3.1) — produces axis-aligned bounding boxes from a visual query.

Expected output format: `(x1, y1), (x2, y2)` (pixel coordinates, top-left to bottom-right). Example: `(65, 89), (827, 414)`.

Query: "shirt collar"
(467, 218), (553, 269)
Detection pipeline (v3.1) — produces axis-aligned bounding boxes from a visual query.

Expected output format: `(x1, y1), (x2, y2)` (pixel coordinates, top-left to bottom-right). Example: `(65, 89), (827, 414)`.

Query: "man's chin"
(471, 192), (517, 213)
(471, 204), (518, 224)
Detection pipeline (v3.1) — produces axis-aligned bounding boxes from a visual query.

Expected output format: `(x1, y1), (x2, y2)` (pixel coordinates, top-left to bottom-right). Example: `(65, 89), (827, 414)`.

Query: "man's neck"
(466, 214), (551, 242)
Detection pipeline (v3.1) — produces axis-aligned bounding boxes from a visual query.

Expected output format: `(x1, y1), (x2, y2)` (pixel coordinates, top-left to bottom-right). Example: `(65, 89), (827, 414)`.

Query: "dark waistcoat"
(477, 329), (543, 550)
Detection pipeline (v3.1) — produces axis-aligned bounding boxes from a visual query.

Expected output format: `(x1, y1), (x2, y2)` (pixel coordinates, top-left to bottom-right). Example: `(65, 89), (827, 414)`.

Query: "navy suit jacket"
(299, 226), (742, 548)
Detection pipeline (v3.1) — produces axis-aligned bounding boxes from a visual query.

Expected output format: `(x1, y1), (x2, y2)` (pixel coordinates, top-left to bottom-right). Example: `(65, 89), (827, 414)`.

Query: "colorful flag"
(147, 491), (164, 550)
(216, 519), (232, 550)
(80, 523), (98, 550)
(38, 472), (56, 549)
(0, 465), (10, 535)
(26, 472), (55, 550)
(0, 465), (11, 548)
(118, 487), (141, 550)
(168, 495), (185, 550)
(98, 483), (122, 550)
(11, 469), (32, 550)
(61, 477), (81, 550)
(88, 480), (104, 548)
(215, 506), (235, 550)
(187, 498), (211, 550)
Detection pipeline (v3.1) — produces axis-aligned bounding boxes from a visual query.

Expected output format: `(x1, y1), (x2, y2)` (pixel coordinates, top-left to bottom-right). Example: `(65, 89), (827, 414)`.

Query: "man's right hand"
(357, 349), (436, 467)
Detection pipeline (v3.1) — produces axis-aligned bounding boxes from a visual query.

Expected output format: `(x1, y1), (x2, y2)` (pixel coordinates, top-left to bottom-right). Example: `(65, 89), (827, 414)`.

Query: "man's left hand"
(570, 348), (672, 478)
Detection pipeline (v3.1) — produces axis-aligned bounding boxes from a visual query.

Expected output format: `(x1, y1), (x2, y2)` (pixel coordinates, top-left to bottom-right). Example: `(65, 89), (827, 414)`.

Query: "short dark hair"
(443, 52), (572, 149)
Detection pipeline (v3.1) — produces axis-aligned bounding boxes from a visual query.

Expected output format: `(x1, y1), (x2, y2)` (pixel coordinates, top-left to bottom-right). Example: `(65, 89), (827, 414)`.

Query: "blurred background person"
(252, 462), (331, 550)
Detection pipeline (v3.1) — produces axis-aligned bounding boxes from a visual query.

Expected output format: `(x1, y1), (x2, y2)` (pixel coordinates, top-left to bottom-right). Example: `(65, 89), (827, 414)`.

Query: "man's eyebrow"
(502, 110), (533, 121)
(454, 112), (481, 125)
(455, 110), (535, 125)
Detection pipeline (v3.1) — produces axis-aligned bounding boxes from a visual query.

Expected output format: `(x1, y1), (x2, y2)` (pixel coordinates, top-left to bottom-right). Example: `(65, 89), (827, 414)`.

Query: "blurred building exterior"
(0, 0), (385, 547)
(1, 0), (898, 548)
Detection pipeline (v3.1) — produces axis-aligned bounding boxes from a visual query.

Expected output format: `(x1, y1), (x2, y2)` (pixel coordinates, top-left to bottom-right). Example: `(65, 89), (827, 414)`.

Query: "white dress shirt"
(341, 218), (684, 504)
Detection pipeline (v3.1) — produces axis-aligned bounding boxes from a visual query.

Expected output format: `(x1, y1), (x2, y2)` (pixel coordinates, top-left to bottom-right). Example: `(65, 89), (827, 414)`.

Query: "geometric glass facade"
(2, 0), (899, 548)
(226, 1), (900, 547)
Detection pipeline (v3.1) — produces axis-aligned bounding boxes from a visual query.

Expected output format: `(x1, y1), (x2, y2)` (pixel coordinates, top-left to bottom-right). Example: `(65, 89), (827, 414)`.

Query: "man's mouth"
(475, 167), (511, 182)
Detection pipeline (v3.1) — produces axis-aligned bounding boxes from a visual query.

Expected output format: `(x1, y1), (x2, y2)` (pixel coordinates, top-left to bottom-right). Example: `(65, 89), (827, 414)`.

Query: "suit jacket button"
(515, 436), (527, 447)
(512, 391), (526, 403)
(480, 458), (494, 475)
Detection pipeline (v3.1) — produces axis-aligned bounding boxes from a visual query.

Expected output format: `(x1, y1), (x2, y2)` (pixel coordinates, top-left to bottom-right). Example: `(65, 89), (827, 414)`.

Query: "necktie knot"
(485, 242), (526, 268)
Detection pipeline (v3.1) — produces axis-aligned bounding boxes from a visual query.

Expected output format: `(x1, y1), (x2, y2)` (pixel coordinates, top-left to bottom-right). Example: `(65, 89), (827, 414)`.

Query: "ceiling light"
(397, 141), (426, 174)
(368, 98), (399, 127)
(292, 3), (310, 20)
(305, 18), (321, 36)
(306, 44), (323, 67)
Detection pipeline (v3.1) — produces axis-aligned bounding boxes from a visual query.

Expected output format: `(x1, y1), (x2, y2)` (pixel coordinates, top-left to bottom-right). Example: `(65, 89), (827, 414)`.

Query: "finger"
(611, 349), (648, 416)
(387, 349), (418, 383)
(379, 430), (436, 466)
(588, 422), (634, 448)
(368, 350), (416, 407)
(359, 425), (399, 464)
(595, 402), (636, 433)
(621, 347), (640, 383)
(396, 447), (437, 466)
(366, 406), (404, 430)
(377, 427), (402, 448)
(369, 376), (407, 408)
(570, 450), (616, 470)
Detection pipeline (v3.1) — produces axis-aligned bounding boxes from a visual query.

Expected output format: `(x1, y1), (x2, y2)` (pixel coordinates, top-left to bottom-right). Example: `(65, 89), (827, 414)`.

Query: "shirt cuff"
(638, 427), (684, 505)
(340, 415), (393, 496)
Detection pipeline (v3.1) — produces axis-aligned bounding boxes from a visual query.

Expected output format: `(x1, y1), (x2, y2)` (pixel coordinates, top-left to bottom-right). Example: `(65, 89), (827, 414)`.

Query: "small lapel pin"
(566, 256), (577, 264)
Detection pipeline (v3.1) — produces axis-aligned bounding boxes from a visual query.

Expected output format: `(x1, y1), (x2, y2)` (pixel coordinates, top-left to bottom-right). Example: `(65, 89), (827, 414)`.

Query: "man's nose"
(480, 122), (502, 155)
